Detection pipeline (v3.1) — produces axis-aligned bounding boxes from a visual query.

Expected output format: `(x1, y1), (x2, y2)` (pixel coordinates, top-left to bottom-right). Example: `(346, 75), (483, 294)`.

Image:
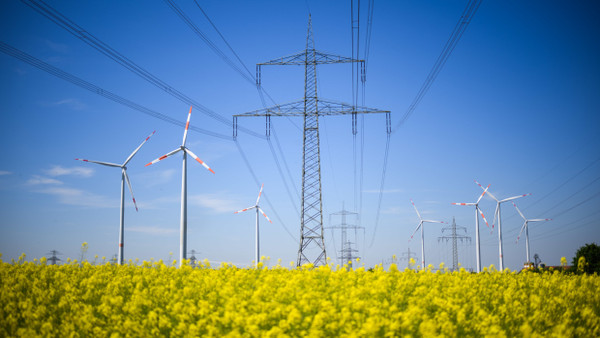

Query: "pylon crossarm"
(234, 99), (389, 117)
(258, 50), (361, 66)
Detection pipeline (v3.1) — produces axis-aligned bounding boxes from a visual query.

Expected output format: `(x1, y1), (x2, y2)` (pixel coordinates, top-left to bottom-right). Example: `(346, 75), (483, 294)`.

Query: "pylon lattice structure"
(399, 247), (418, 268)
(326, 205), (364, 267)
(438, 217), (471, 271)
(234, 16), (390, 267)
(46, 250), (62, 265)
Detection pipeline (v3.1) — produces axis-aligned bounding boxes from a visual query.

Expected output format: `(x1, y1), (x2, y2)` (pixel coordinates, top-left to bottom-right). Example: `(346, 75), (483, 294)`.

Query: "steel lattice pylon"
(234, 16), (390, 267)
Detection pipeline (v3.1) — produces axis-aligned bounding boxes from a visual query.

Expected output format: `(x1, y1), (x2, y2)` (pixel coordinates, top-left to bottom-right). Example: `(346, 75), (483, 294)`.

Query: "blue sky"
(1, 1), (599, 270)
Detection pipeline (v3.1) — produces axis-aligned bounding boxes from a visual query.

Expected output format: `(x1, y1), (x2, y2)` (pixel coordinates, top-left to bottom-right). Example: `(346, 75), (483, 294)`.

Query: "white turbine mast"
(234, 183), (272, 266)
(145, 106), (214, 267)
(409, 199), (446, 270)
(76, 130), (155, 265)
(475, 180), (530, 270)
(512, 201), (551, 264)
(451, 181), (491, 273)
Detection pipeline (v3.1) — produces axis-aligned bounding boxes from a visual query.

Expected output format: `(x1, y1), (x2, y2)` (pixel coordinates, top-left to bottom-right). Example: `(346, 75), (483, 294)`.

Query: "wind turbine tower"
(146, 106), (215, 267)
(234, 16), (390, 267)
(76, 130), (155, 265)
(409, 199), (446, 269)
(476, 181), (530, 270)
(451, 182), (490, 272)
(234, 184), (273, 265)
(512, 201), (551, 265)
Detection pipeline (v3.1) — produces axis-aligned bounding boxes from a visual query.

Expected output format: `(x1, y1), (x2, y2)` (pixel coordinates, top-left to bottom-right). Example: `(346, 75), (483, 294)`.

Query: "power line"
(484, 158), (600, 243)
(391, 0), (482, 132)
(163, 0), (254, 85)
(234, 140), (299, 244)
(179, 0), (303, 204)
(523, 156), (600, 212)
(20, 0), (264, 139)
(369, 130), (391, 247)
(0, 41), (230, 140)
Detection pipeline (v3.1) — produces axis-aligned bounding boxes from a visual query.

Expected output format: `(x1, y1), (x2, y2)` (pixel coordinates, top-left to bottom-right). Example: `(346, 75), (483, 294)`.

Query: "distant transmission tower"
(234, 16), (390, 267)
(327, 204), (364, 266)
(399, 247), (418, 268)
(187, 250), (200, 266)
(438, 217), (471, 271)
(46, 250), (62, 265)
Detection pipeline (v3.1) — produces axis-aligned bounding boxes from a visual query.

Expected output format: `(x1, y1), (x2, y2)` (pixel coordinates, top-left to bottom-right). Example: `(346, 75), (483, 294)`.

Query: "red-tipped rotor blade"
(234, 206), (255, 214)
(182, 106), (192, 146)
(124, 130), (156, 166)
(256, 183), (264, 205)
(145, 148), (181, 167)
(184, 148), (215, 174)
(123, 170), (138, 212)
(477, 206), (490, 228)
(410, 199), (422, 220)
(75, 158), (121, 168)
(476, 184), (490, 204)
(258, 207), (272, 223)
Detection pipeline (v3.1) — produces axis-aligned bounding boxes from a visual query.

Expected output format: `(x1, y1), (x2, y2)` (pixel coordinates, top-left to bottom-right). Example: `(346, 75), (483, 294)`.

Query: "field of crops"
(1, 256), (599, 337)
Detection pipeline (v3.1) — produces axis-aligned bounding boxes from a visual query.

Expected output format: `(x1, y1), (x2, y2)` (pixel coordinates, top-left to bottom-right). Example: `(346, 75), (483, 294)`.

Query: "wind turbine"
(451, 182), (491, 273)
(475, 180), (530, 270)
(409, 199), (446, 269)
(145, 106), (215, 267)
(512, 201), (551, 264)
(76, 130), (155, 265)
(234, 183), (272, 265)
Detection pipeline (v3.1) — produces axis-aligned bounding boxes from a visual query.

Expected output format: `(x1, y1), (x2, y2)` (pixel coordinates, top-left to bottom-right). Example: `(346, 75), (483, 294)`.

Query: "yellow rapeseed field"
(1, 255), (599, 337)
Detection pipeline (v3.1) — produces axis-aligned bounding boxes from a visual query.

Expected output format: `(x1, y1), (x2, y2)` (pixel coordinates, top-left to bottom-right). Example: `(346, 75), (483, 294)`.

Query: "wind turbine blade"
(234, 206), (256, 214)
(500, 193), (531, 203)
(123, 170), (138, 212)
(516, 221), (527, 243)
(423, 220), (446, 224)
(475, 180), (498, 201)
(530, 218), (552, 222)
(145, 148), (181, 167)
(258, 208), (273, 223)
(75, 158), (121, 167)
(477, 206), (490, 228)
(451, 202), (475, 206)
(123, 130), (156, 166)
(492, 203), (499, 229)
(184, 148), (215, 174)
(182, 106), (192, 146)
(512, 201), (526, 221)
(256, 183), (264, 205)
(476, 184), (490, 204)
(409, 221), (422, 241)
(410, 199), (422, 220)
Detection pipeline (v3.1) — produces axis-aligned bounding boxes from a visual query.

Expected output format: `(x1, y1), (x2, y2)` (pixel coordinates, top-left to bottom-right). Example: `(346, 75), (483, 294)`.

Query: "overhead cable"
(21, 0), (264, 139)
(391, 0), (482, 132)
(0, 41), (230, 140)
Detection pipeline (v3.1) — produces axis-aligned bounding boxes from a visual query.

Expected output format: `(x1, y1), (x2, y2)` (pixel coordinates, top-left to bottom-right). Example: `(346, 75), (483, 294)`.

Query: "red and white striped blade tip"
(182, 106), (192, 145)
(259, 208), (272, 223)
(145, 148), (181, 167)
(185, 148), (215, 174)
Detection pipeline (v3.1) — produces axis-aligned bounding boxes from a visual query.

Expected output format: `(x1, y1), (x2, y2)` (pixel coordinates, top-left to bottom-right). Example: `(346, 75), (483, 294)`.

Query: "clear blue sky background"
(1, 1), (598, 270)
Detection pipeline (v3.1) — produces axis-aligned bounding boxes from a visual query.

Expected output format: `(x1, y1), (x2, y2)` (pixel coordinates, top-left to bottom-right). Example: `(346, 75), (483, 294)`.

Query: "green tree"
(572, 243), (600, 274)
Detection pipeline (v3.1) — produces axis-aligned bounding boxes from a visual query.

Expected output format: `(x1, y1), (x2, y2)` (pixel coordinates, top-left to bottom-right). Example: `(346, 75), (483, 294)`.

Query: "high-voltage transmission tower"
(234, 16), (390, 267)
(187, 250), (200, 267)
(327, 204), (364, 266)
(438, 217), (471, 271)
(46, 250), (62, 265)
(399, 247), (418, 268)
